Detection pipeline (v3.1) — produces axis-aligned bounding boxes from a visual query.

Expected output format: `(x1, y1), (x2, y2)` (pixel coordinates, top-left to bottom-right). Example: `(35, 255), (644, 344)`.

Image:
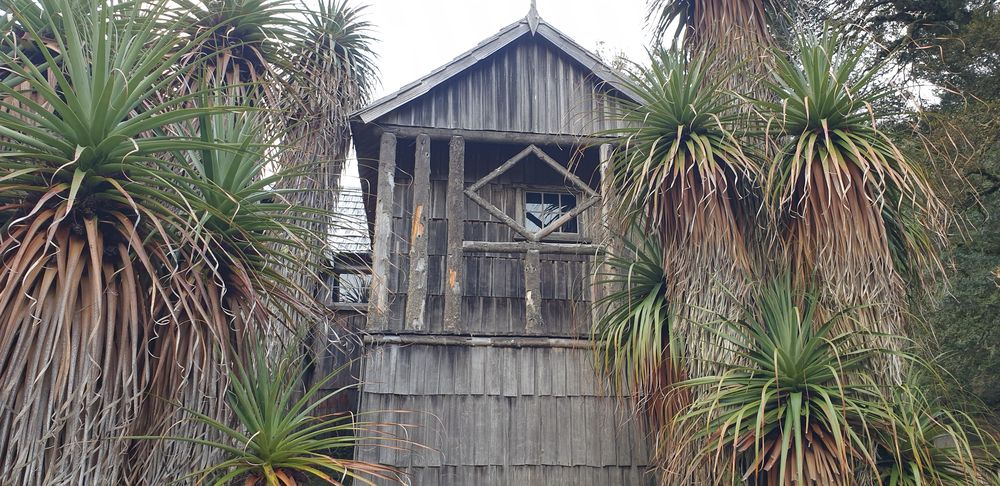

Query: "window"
(525, 191), (578, 234)
(333, 272), (371, 304)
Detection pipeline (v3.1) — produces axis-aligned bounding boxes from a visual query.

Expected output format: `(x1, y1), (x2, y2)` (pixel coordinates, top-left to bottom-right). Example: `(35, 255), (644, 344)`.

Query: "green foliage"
(620, 1), (1000, 483)
(669, 278), (882, 484)
(760, 30), (947, 297)
(666, 277), (997, 484)
(0, 0), (378, 481)
(873, 383), (997, 485)
(605, 48), (758, 228)
(839, 0), (1000, 416)
(134, 347), (400, 486)
(925, 174), (1000, 409)
(594, 231), (676, 397)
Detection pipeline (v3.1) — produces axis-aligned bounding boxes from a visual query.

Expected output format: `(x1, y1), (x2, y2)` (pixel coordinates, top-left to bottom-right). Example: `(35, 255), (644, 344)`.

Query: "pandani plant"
(645, 0), (785, 98)
(0, 0), (367, 482)
(872, 382), (998, 486)
(598, 46), (764, 483)
(166, 0), (378, 338)
(665, 277), (998, 484)
(758, 30), (948, 379)
(0, 1), (232, 481)
(599, 20), (966, 484)
(594, 231), (686, 432)
(124, 105), (337, 482)
(666, 277), (882, 484)
(599, 45), (760, 421)
(132, 344), (404, 486)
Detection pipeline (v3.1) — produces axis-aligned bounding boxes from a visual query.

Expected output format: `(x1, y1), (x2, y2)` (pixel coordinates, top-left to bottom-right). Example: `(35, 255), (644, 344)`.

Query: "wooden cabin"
(346, 6), (652, 485)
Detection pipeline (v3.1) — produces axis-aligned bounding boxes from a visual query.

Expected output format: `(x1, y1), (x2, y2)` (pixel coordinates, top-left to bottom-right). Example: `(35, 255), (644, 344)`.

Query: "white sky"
(362, 0), (651, 100)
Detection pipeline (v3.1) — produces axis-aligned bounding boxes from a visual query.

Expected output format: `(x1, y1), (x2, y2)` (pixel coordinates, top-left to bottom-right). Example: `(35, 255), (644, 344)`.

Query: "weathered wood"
(405, 134), (432, 331)
(350, 15), (657, 484)
(464, 189), (537, 241)
(594, 143), (617, 327)
(462, 241), (602, 255)
(530, 144), (599, 197)
(443, 136), (465, 331)
(379, 125), (611, 148)
(368, 132), (396, 329)
(524, 249), (542, 332)
(362, 334), (600, 349)
(467, 145), (538, 192)
(355, 21), (533, 123)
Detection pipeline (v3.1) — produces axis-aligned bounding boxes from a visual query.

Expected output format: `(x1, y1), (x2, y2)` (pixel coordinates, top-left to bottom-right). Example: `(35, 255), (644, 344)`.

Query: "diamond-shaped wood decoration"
(464, 144), (600, 242)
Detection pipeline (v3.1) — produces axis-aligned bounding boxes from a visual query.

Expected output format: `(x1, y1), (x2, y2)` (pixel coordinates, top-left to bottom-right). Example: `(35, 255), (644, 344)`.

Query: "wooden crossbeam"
(462, 241), (602, 255)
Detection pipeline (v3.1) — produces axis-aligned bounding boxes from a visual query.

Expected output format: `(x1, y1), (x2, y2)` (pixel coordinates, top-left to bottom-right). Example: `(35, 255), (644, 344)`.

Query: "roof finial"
(527, 0), (540, 35)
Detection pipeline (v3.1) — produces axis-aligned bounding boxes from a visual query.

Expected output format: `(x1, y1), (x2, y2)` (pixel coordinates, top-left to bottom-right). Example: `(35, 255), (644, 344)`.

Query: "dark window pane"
(561, 217), (578, 233)
(526, 192), (541, 204)
(561, 193), (576, 211)
(543, 193), (559, 211)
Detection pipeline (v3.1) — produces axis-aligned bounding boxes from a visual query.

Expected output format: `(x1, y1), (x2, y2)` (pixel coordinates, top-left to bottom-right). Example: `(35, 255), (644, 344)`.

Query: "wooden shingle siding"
(356, 344), (652, 485)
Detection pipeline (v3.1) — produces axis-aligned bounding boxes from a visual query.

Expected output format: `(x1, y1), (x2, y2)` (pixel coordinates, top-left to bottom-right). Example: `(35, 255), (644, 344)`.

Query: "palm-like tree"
(600, 3), (958, 481)
(597, 49), (761, 481)
(132, 1), (375, 480)
(759, 31), (947, 378)
(669, 278), (882, 484)
(135, 344), (402, 486)
(168, 0), (377, 337)
(0, 0), (377, 482)
(665, 278), (995, 484)
(646, 0), (785, 97)
(0, 1), (235, 481)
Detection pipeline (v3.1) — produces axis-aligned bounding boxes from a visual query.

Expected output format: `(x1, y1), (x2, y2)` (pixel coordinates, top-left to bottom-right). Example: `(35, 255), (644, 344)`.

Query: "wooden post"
(443, 136), (465, 332)
(405, 134), (431, 331)
(599, 143), (614, 245)
(368, 132), (396, 329)
(592, 143), (614, 326)
(525, 249), (543, 333)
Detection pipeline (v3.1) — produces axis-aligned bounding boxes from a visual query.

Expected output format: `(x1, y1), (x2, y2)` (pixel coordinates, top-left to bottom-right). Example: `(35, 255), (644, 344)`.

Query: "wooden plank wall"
(372, 141), (601, 337)
(377, 36), (630, 137)
(355, 344), (653, 486)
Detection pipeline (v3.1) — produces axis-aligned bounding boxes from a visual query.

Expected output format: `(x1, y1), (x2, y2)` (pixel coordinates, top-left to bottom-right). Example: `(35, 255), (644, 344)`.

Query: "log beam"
(443, 136), (466, 331)
(377, 124), (610, 147)
(524, 249), (543, 333)
(404, 134), (431, 331)
(462, 241), (602, 255)
(368, 132), (396, 329)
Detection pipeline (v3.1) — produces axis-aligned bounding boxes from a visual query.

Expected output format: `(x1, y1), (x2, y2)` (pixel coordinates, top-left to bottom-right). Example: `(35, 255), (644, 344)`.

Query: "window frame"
(515, 185), (590, 242)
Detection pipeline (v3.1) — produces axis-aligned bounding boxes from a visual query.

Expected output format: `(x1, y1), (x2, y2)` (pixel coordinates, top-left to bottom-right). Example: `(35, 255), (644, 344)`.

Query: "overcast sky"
(362, 0), (651, 100)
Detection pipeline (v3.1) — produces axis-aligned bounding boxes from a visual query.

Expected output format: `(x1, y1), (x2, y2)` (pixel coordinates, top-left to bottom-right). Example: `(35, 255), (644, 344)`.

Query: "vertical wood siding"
(377, 36), (629, 137)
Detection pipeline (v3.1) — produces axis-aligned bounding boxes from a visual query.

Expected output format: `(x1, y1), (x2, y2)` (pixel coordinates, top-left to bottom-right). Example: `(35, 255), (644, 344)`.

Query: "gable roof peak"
(352, 12), (639, 125)
(527, 0), (540, 34)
